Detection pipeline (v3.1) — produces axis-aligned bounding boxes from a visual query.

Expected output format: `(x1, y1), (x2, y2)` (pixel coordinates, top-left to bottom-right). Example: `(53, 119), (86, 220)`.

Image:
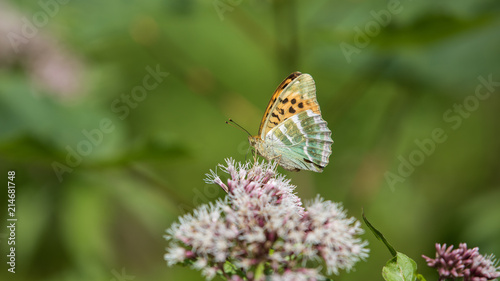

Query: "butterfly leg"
(253, 147), (258, 166)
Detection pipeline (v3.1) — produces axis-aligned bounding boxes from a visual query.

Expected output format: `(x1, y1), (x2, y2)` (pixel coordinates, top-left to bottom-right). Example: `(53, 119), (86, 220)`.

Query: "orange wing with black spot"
(258, 72), (321, 138)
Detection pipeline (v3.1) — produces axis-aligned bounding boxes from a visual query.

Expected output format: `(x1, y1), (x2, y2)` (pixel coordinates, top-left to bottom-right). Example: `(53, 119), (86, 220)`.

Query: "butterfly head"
(248, 135), (267, 160)
(249, 135), (267, 154)
(248, 135), (260, 148)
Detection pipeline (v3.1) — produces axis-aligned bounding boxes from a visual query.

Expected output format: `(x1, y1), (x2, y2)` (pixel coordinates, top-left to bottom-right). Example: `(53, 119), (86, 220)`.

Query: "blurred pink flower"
(0, 2), (84, 100)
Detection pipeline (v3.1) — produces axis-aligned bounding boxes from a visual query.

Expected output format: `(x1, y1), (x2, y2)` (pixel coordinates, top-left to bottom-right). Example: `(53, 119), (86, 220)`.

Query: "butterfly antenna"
(226, 119), (252, 136)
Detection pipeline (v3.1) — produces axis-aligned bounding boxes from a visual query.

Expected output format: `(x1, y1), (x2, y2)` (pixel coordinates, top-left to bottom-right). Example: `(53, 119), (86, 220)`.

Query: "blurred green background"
(1, 0), (499, 280)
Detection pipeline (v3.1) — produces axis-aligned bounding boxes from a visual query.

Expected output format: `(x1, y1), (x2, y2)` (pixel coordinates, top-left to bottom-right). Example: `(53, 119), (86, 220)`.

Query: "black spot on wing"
(291, 98), (296, 104)
(298, 102), (304, 108)
(282, 98), (289, 104)
(289, 107), (296, 114)
(271, 113), (281, 121)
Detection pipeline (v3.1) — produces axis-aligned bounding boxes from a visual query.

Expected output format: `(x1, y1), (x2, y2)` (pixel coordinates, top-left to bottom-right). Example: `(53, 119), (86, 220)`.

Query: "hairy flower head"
(165, 159), (369, 280)
(423, 243), (500, 281)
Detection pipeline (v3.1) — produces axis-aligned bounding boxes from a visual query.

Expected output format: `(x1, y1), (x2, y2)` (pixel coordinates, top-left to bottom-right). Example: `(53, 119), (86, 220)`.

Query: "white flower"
(268, 268), (324, 281)
(305, 196), (369, 274)
(234, 258), (253, 271)
(193, 258), (208, 270)
(164, 245), (186, 266)
(201, 266), (217, 280)
(164, 159), (369, 280)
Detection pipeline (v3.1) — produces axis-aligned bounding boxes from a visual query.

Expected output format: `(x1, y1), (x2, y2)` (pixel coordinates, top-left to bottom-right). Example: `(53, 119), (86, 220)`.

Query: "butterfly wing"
(265, 110), (333, 172)
(258, 72), (321, 138)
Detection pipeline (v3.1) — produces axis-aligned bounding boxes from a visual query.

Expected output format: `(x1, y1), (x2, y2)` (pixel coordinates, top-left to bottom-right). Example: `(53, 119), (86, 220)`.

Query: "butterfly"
(248, 72), (333, 172)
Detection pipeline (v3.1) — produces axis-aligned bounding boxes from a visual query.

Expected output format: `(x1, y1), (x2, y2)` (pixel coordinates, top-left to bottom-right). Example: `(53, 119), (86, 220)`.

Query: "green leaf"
(254, 263), (265, 281)
(362, 210), (397, 257)
(223, 261), (237, 275)
(416, 274), (427, 281)
(382, 252), (419, 281)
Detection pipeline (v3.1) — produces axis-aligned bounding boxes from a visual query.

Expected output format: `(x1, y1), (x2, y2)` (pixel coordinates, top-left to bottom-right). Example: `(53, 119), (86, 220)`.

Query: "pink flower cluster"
(423, 243), (500, 281)
(164, 159), (368, 280)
